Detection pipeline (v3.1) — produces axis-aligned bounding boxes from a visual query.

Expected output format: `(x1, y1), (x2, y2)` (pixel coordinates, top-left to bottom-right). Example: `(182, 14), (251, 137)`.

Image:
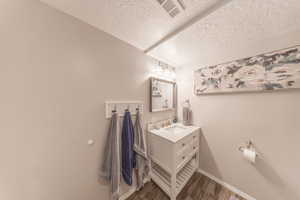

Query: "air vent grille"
(177, 0), (186, 10)
(163, 0), (176, 12)
(169, 7), (180, 18)
(156, 0), (181, 18)
(156, 0), (166, 4)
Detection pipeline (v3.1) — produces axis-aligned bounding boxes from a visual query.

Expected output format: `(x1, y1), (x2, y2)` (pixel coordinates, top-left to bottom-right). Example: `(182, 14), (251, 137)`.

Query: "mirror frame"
(150, 77), (177, 112)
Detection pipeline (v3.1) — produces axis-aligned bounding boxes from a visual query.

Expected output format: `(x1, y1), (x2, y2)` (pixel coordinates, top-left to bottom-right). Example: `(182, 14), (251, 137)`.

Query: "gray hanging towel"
(133, 110), (148, 190)
(100, 112), (120, 200)
(122, 111), (136, 186)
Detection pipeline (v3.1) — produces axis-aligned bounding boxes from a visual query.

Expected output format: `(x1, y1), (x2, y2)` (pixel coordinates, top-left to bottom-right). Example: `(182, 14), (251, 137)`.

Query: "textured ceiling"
(40, 0), (300, 68)
(40, 0), (222, 50)
(149, 0), (300, 67)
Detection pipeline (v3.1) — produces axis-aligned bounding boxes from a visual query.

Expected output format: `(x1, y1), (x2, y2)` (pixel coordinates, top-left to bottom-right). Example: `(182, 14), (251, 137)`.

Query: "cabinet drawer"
(176, 147), (189, 167)
(191, 131), (198, 141)
(191, 139), (199, 152)
(175, 135), (192, 152)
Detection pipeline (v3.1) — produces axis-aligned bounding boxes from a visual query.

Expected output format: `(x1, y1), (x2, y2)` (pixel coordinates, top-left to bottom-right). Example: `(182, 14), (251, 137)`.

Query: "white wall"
(0, 1), (174, 200)
(177, 30), (300, 200)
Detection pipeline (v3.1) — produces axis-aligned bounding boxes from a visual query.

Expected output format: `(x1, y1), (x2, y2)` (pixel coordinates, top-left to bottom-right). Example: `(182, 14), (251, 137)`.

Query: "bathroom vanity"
(148, 120), (200, 200)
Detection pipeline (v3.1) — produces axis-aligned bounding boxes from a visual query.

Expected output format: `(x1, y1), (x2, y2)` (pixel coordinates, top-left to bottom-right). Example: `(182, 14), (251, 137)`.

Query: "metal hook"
(238, 146), (245, 152)
(125, 105), (130, 112)
(112, 104), (117, 112)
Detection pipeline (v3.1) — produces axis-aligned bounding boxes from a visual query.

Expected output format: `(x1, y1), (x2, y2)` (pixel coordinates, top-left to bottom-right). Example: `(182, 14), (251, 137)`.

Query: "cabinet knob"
(193, 146), (196, 150)
(182, 156), (185, 160)
(182, 143), (185, 147)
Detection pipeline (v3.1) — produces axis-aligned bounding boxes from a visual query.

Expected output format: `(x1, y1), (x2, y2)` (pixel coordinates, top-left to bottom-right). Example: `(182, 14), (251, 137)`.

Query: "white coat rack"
(105, 101), (144, 119)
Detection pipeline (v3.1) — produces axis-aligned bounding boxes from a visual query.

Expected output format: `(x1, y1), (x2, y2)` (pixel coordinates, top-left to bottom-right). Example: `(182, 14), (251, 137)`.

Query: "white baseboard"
(120, 170), (256, 200)
(119, 187), (136, 200)
(119, 177), (151, 200)
(197, 169), (256, 200)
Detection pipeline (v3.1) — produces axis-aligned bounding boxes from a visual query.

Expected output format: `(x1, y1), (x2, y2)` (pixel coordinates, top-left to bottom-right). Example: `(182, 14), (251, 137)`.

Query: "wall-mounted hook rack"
(105, 101), (144, 119)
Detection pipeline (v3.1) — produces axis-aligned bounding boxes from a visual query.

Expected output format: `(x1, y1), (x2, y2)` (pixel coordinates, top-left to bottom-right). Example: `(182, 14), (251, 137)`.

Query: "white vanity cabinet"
(148, 123), (200, 200)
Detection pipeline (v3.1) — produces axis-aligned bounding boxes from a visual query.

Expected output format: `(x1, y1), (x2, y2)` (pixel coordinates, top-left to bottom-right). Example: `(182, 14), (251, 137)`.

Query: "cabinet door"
(150, 134), (173, 172)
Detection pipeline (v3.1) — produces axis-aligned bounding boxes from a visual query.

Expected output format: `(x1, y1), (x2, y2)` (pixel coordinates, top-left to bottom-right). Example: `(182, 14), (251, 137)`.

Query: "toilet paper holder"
(238, 140), (260, 157)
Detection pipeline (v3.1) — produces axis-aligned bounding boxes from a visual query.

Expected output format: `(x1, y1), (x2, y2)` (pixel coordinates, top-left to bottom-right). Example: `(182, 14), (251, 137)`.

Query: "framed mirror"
(150, 77), (177, 112)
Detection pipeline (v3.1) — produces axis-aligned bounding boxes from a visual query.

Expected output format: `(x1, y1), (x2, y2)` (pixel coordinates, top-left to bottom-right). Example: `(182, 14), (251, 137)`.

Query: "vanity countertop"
(149, 123), (200, 143)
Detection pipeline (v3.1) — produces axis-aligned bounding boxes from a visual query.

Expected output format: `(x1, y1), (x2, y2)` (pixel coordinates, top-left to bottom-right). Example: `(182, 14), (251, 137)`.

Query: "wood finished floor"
(126, 172), (246, 200)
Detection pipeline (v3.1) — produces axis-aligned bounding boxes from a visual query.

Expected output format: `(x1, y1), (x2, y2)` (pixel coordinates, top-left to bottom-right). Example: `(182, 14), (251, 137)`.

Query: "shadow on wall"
(254, 157), (300, 200)
(199, 130), (223, 179)
(199, 130), (300, 200)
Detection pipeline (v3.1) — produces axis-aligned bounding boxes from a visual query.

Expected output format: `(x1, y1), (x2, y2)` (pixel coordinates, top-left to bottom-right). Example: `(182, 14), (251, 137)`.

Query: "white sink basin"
(150, 123), (199, 143)
(165, 125), (187, 134)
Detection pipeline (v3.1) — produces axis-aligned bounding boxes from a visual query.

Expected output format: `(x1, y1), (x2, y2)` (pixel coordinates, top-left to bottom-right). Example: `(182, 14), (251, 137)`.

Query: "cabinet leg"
(170, 173), (176, 200)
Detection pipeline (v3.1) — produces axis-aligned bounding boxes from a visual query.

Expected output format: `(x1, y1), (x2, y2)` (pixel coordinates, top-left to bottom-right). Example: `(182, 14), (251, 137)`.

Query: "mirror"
(150, 77), (177, 112)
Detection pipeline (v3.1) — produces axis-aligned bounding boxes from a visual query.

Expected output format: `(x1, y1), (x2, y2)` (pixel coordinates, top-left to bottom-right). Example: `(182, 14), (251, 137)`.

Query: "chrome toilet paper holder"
(238, 140), (260, 157)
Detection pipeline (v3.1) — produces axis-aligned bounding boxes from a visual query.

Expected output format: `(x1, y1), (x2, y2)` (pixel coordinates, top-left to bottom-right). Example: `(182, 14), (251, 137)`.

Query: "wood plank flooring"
(126, 172), (246, 200)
